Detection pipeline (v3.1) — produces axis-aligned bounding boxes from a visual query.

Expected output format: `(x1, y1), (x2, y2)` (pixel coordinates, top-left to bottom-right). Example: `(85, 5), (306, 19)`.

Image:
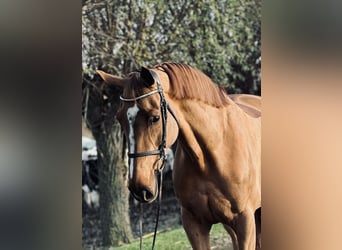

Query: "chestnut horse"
(97, 63), (261, 250)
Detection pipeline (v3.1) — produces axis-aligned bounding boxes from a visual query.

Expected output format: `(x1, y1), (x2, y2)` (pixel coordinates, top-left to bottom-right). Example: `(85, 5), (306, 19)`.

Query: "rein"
(120, 69), (178, 250)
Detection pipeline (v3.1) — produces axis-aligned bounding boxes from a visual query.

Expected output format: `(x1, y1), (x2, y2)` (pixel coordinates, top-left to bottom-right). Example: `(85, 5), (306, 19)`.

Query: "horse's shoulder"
(229, 94), (261, 118)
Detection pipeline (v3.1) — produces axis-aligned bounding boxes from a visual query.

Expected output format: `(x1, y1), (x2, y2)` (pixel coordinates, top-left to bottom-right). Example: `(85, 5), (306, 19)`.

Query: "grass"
(110, 223), (231, 250)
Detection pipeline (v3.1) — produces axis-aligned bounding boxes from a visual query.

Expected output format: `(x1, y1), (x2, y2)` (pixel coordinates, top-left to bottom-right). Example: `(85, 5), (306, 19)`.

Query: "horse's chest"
(173, 148), (245, 223)
(207, 193), (238, 223)
(174, 172), (237, 223)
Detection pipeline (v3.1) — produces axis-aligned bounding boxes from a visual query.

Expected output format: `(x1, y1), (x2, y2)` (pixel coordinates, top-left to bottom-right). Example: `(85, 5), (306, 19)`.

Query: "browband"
(120, 89), (160, 102)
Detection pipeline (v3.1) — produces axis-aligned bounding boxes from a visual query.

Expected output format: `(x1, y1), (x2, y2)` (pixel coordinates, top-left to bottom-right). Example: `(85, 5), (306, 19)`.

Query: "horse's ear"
(140, 66), (155, 87)
(96, 70), (126, 89)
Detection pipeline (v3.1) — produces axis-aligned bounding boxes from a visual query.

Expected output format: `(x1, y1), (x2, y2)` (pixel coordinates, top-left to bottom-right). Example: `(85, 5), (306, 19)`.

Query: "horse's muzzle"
(129, 185), (157, 203)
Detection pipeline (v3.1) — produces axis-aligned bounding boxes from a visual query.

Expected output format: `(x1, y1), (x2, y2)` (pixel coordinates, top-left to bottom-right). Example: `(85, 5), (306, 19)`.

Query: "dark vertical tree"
(83, 76), (133, 246)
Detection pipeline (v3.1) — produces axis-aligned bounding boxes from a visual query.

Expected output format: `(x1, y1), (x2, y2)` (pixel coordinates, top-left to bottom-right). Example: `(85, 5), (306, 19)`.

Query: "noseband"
(120, 69), (178, 167)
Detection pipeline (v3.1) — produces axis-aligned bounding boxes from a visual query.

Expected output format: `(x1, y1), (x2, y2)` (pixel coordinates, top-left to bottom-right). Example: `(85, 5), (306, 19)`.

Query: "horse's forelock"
(123, 71), (147, 98)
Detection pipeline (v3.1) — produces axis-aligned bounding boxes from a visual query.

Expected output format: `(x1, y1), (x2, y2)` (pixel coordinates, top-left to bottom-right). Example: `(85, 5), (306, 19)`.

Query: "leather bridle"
(120, 69), (178, 169)
(120, 69), (178, 250)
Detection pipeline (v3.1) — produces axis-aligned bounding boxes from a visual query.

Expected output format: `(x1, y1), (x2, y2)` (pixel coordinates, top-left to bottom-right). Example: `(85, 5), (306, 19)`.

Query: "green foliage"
(82, 0), (260, 94)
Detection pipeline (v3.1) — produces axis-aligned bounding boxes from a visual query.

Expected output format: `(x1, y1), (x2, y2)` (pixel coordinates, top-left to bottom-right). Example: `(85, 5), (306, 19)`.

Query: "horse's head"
(97, 67), (179, 203)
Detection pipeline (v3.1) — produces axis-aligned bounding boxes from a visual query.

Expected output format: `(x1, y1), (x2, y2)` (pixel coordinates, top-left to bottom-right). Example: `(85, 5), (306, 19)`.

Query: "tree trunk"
(85, 80), (132, 247)
(94, 121), (132, 246)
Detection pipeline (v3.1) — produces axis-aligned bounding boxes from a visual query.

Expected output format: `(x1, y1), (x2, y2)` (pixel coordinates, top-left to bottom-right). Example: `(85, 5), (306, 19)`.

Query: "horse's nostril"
(129, 187), (155, 203)
(141, 188), (154, 202)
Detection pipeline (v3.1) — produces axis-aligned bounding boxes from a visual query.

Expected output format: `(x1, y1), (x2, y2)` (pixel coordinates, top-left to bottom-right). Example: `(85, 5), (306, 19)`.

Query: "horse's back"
(229, 94), (261, 118)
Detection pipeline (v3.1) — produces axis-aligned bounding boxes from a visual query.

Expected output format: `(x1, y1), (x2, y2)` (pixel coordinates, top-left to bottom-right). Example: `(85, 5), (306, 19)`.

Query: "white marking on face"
(127, 103), (139, 179)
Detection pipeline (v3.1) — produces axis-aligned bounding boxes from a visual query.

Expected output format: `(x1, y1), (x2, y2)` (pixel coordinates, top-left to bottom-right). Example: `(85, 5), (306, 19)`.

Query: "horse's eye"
(150, 115), (160, 125)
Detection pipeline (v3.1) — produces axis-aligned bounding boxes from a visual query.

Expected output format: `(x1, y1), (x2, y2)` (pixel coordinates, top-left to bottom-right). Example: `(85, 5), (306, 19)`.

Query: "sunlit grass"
(111, 223), (230, 250)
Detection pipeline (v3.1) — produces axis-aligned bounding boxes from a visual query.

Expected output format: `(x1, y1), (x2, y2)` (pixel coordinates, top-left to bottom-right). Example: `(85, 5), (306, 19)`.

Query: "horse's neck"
(175, 99), (240, 170)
